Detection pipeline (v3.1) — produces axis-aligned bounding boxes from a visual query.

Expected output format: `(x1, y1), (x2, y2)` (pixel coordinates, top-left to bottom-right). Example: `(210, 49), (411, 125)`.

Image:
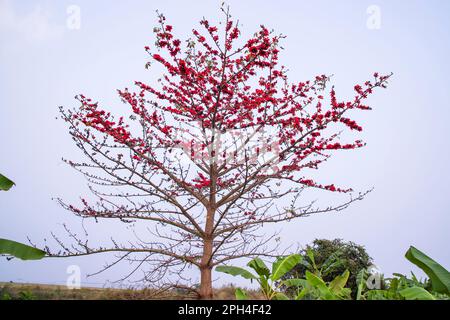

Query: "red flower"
(153, 54), (164, 62)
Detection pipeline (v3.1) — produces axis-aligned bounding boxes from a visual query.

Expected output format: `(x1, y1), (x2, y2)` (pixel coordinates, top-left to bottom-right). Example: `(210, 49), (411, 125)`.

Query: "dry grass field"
(0, 282), (263, 300)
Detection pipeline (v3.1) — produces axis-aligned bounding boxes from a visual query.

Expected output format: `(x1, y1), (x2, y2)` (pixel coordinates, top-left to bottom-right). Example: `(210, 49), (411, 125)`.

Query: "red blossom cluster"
(192, 172), (211, 189)
(72, 95), (136, 145)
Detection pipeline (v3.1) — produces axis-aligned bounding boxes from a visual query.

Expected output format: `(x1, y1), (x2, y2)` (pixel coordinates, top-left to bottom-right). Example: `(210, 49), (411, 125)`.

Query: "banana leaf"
(216, 265), (258, 280)
(305, 271), (335, 300)
(0, 238), (46, 260)
(405, 246), (450, 294)
(271, 254), (301, 281)
(400, 286), (436, 300)
(329, 270), (350, 294)
(0, 174), (15, 191)
(247, 257), (270, 277)
(273, 292), (289, 300)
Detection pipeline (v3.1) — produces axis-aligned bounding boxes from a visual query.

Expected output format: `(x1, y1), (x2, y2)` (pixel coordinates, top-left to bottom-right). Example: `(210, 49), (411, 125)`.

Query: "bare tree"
(44, 7), (391, 299)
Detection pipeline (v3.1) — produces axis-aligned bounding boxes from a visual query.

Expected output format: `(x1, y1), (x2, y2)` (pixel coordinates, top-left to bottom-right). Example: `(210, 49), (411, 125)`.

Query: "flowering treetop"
(54, 7), (391, 298)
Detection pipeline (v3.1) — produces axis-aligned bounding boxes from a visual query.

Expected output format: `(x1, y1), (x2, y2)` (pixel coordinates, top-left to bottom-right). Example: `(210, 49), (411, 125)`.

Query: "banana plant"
(364, 273), (429, 300)
(0, 173), (46, 260)
(356, 246), (450, 300)
(216, 254), (302, 300)
(284, 270), (352, 300)
(361, 276), (439, 300)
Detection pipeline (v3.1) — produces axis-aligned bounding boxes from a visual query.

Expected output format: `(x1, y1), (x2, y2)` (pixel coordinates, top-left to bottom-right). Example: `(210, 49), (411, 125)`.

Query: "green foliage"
(356, 246), (450, 300)
(271, 254), (302, 281)
(235, 288), (248, 300)
(18, 290), (36, 300)
(0, 172), (46, 261)
(217, 254), (302, 300)
(405, 246), (450, 294)
(215, 266), (258, 280)
(400, 287), (436, 300)
(1, 293), (12, 300)
(359, 272), (428, 300)
(0, 173), (14, 191)
(282, 239), (372, 297)
(217, 254), (352, 300)
(283, 270), (352, 300)
(247, 258), (270, 278)
(0, 239), (46, 260)
(0, 286), (37, 300)
(219, 244), (450, 300)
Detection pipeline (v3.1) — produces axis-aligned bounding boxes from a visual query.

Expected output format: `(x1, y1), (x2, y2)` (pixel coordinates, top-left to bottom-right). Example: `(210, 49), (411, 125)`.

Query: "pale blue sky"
(1, 0), (449, 288)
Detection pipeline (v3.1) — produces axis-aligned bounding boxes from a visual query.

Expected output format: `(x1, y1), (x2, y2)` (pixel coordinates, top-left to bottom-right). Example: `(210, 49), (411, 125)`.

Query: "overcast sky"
(1, 0), (449, 288)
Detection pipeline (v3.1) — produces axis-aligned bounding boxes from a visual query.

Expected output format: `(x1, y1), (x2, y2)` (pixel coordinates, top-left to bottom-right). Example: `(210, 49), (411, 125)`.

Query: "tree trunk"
(199, 265), (213, 299)
(198, 237), (214, 299)
(198, 158), (217, 300)
(199, 206), (215, 299)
